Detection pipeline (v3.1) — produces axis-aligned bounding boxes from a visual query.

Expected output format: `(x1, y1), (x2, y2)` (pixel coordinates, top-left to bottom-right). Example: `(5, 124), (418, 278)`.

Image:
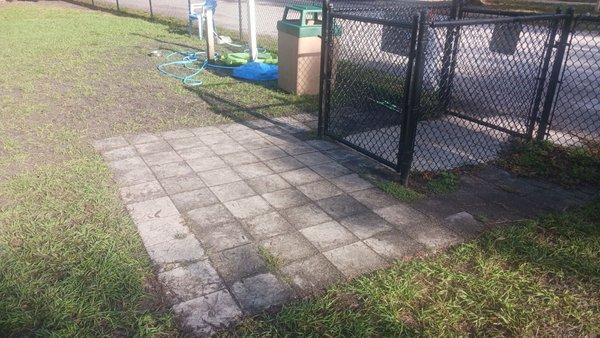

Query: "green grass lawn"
(228, 200), (600, 336)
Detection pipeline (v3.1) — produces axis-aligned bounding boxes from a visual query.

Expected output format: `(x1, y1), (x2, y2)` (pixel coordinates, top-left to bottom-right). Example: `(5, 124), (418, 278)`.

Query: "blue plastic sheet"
(232, 62), (279, 81)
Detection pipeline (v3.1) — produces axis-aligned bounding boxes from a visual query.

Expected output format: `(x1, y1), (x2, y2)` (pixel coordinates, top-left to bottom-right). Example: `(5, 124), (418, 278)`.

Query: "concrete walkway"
(94, 114), (595, 336)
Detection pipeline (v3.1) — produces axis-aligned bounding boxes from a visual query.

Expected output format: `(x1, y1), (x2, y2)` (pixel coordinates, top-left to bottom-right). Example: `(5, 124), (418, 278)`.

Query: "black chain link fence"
(319, 0), (599, 183)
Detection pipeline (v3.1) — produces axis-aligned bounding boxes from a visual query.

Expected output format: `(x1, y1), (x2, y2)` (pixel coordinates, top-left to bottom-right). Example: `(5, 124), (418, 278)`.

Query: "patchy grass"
(500, 141), (600, 186)
(226, 200), (600, 336)
(374, 179), (424, 203)
(426, 171), (459, 194)
(258, 246), (283, 274)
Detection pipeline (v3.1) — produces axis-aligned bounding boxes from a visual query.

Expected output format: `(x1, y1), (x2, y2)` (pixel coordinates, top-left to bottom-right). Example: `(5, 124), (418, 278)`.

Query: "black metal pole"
(318, 0), (332, 138)
(536, 8), (574, 141)
(149, 0), (154, 18)
(526, 9), (561, 139)
(115, 0), (120, 11)
(438, 0), (461, 112)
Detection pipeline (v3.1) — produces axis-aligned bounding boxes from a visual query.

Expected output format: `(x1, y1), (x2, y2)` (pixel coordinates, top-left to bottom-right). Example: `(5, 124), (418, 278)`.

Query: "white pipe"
(246, 0), (258, 61)
(205, 9), (215, 60)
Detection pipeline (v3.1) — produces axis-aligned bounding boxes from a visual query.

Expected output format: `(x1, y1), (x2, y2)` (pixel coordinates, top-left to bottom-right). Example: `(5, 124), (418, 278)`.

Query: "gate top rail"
(430, 13), (568, 27)
(576, 13), (600, 22)
(329, 11), (415, 28)
(462, 6), (539, 17)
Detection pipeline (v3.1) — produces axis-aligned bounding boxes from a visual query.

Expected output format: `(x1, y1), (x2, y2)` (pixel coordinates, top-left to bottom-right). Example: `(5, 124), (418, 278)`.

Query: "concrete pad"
(177, 146), (215, 161)
(294, 151), (333, 166)
(151, 161), (194, 179)
(250, 146), (288, 161)
(198, 132), (232, 145)
(300, 221), (358, 251)
(241, 137), (273, 150)
(170, 188), (219, 212)
(93, 136), (128, 151)
(281, 254), (342, 293)
(127, 133), (161, 145)
(198, 222), (251, 253)
(114, 167), (156, 187)
(231, 273), (293, 314)
(146, 236), (205, 264)
(234, 162), (274, 180)
(135, 215), (191, 247)
(173, 289), (242, 336)
(350, 188), (399, 210)
(280, 168), (322, 186)
(198, 168), (242, 187)
(363, 231), (424, 261)
(306, 139), (339, 151)
(161, 129), (195, 140)
(264, 156), (305, 173)
(221, 151), (260, 166)
(280, 203), (332, 229)
(262, 188), (309, 209)
(109, 156), (147, 173)
(210, 244), (268, 284)
(168, 136), (205, 150)
(210, 181), (256, 203)
(102, 146), (137, 161)
(339, 212), (393, 239)
(210, 142), (246, 155)
(186, 156), (228, 173)
(187, 204), (236, 231)
(135, 141), (172, 155)
(404, 224), (462, 250)
(127, 196), (180, 224)
(317, 195), (368, 219)
(191, 126), (223, 136)
(374, 205), (433, 230)
(159, 260), (225, 303)
(142, 151), (183, 166)
(309, 162), (351, 179)
(330, 174), (374, 192)
(119, 180), (165, 204)
(246, 174), (291, 194)
(443, 211), (484, 238)
(297, 180), (344, 201)
(259, 232), (317, 264)
(159, 174), (206, 195)
(220, 123), (251, 134)
(224, 195), (272, 219)
(279, 142), (315, 156)
(243, 212), (293, 240)
(323, 242), (387, 279)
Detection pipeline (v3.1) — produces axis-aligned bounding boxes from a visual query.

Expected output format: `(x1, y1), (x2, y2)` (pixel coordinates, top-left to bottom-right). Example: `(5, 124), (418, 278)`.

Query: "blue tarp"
(232, 62), (278, 81)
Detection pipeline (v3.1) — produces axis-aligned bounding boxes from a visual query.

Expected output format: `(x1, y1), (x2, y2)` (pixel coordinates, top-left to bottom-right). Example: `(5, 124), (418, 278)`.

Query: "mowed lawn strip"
(227, 199), (600, 336)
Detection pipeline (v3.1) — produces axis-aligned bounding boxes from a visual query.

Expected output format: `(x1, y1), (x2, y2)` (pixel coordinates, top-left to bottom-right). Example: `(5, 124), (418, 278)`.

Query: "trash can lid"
(277, 5), (322, 38)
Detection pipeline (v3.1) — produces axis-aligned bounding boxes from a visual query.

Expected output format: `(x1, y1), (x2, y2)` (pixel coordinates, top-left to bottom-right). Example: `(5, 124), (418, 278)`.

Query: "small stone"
(443, 211), (484, 238)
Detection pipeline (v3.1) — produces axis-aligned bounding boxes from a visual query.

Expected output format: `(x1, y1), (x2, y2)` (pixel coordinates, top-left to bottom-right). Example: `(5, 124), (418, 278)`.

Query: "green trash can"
(277, 5), (323, 95)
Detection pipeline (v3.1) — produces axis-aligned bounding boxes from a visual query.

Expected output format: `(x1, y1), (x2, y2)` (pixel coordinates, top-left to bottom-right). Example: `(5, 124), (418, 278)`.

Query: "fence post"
(536, 8), (574, 141)
(438, 0), (462, 112)
(238, 0), (244, 40)
(149, 0), (154, 18)
(399, 12), (427, 185)
(318, 0), (332, 138)
(115, 0), (120, 11)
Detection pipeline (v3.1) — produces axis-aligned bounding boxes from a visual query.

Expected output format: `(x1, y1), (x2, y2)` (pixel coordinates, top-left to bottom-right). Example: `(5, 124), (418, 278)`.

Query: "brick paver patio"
(94, 114), (595, 336)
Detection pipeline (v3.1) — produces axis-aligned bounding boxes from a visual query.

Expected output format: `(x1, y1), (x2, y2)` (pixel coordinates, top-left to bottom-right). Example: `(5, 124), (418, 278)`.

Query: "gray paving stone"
(109, 156), (147, 173)
(324, 148), (363, 162)
(120, 180), (165, 204)
(161, 129), (195, 140)
(297, 180), (344, 201)
(259, 232), (317, 264)
(210, 244), (268, 284)
(281, 254), (342, 293)
(187, 204), (236, 231)
(127, 196), (180, 224)
(197, 222), (251, 253)
(250, 146), (288, 161)
(374, 205), (434, 230)
(114, 167), (156, 187)
(243, 119), (275, 130)
(177, 146), (215, 161)
(330, 174), (374, 193)
(198, 168), (242, 187)
(221, 151), (260, 166)
(246, 174), (291, 194)
(146, 236), (205, 264)
(404, 224), (462, 250)
(228, 130), (262, 141)
(187, 156), (228, 173)
(151, 161), (194, 179)
(127, 133), (161, 145)
(135, 214), (191, 247)
(323, 242), (387, 279)
(280, 203), (332, 229)
(191, 126), (222, 136)
(135, 141), (172, 155)
(159, 174), (206, 195)
(243, 212), (293, 240)
(339, 212), (393, 239)
(224, 195), (272, 219)
(279, 142), (315, 156)
(159, 260), (225, 303)
(220, 123), (251, 134)
(210, 181), (256, 203)
(262, 188), (309, 209)
(280, 167), (322, 186)
(172, 289), (242, 336)
(231, 273), (293, 314)
(264, 156), (305, 173)
(168, 136), (205, 151)
(317, 194), (368, 219)
(309, 162), (351, 179)
(443, 211), (484, 238)
(233, 162), (274, 180)
(241, 137), (273, 150)
(171, 188), (219, 212)
(93, 136), (128, 151)
(210, 142), (246, 155)
(142, 151), (183, 166)
(306, 139), (339, 151)
(198, 132), (232, 145)
(350, 188), (399, 210)
(102, 146), (137, 161)
(294, 151), (333, 166)
(363, 231), (424, 261)
(300, 221), (358, 252)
